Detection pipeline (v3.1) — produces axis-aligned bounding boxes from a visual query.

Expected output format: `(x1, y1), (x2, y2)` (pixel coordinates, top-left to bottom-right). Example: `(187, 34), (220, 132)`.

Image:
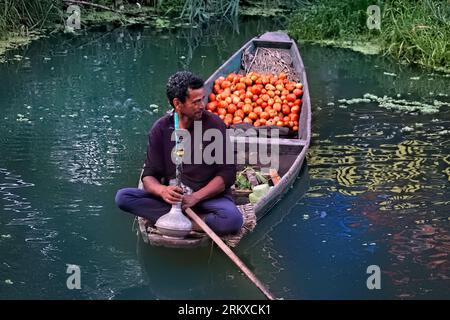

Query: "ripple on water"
(387, 224), (450, 298)
(0, 169), (60, 266)
(308, 109), (450, 298)
(50, 129), (124, 186)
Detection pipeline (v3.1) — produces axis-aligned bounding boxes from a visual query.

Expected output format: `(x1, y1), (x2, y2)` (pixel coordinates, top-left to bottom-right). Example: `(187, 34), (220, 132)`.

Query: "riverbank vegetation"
(0, 0), (257, 57)
(0, 0), (61, 58)
(288, 0), (450, 72)
(1, 0), (450, 72)
(0, 0), (282, 36)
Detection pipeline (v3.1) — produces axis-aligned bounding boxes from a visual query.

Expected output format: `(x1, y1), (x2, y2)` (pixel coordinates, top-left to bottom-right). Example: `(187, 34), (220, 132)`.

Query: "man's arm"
(182, 176), (225, 210)
(143, 176), (183, 205)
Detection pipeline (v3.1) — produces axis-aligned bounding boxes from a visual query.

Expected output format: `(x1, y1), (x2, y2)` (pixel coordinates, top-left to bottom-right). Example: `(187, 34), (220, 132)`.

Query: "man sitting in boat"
(115, 71), (243, 235)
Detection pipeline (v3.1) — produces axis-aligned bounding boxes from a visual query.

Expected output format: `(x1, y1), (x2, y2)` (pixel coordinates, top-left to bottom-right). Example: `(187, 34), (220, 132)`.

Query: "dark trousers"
(115, 188), (243, 235)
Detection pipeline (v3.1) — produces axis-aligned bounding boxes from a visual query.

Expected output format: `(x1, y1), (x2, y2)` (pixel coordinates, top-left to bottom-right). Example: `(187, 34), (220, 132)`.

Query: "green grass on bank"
(1, 0), (450, 71)
(0, 0), (63, 37)
(0, 0), (63, 59)
(288, 0), (450, 72)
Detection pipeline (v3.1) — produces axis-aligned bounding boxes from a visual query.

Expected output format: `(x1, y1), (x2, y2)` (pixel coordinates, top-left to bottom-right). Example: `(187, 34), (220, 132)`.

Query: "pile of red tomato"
(207, 72), (302, 131)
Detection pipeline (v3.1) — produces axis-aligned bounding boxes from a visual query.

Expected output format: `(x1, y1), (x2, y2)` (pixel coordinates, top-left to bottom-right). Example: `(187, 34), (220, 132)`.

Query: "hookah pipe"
(154, 111), (192, 238)
(173, 111), (184, 189)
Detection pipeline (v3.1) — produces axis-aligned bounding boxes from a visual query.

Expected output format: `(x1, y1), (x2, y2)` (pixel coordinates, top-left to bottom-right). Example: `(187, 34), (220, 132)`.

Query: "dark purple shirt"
(142, 111), (236, 193)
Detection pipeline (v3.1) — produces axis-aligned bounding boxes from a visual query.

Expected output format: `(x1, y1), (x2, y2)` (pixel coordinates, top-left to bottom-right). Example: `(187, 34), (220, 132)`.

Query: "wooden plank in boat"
(252, 39), (293, 49)
(231, 136), (308, 147)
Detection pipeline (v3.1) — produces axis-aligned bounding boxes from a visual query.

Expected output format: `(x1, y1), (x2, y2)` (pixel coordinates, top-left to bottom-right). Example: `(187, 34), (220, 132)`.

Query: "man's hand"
(182, 193), (201, 210)
(159, 185), (183, 205)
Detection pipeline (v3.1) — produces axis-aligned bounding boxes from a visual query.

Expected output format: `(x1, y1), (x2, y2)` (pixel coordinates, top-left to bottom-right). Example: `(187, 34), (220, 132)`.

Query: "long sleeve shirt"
(142, 111), (236, 194)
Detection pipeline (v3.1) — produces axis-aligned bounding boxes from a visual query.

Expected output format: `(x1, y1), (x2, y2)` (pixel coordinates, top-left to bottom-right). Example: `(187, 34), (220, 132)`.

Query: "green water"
(0, 17), (449, 299)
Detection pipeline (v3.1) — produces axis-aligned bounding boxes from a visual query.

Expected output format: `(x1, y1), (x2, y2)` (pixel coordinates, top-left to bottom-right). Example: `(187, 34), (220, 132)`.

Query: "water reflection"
(303, 44), (450, 297)
(307, 136), (449, 297)
(308, 139), (449, 196)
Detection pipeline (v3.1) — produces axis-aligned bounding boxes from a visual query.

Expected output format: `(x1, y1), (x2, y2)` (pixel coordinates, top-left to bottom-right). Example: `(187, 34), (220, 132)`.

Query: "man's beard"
(194, 110), (203, 120)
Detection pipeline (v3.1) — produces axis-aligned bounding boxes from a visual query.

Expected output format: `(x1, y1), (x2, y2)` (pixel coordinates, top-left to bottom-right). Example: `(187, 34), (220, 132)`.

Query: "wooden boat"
(136, 31), (311, 248)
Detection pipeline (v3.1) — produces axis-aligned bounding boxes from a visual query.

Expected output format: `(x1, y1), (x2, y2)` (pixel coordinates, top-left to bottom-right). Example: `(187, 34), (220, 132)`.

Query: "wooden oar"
(185, 208), (275, 300)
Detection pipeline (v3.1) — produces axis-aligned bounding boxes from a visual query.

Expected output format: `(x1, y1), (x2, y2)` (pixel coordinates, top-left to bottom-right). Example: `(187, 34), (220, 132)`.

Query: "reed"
(0, 0), (63, 38)
(179, 0), (239, 24)
(288, 0), (450, 71)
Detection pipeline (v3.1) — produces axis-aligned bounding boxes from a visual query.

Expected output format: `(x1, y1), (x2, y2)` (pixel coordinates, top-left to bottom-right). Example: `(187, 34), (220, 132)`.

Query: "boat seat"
(231, 135), (308, 147)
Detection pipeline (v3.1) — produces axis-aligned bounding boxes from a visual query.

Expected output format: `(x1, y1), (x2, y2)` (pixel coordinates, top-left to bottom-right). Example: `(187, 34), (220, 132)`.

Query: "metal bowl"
(156, 226), (191, 239)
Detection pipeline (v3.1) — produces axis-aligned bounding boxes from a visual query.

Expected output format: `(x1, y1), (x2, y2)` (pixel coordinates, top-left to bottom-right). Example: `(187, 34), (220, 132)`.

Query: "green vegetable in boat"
(255, 171), (268, 184)
(252, 183), (269, 197)
(249, 193), (259, 204)
(235, 173), (251, 190)
(248, 183), (270, 203)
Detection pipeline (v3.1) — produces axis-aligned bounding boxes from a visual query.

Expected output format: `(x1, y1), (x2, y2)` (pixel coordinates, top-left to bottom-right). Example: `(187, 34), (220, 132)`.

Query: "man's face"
(176, 87), (205, 121)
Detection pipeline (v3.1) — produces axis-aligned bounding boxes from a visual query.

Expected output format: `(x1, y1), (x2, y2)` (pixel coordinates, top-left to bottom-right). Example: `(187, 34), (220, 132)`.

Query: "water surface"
(0, 17), (449, 299)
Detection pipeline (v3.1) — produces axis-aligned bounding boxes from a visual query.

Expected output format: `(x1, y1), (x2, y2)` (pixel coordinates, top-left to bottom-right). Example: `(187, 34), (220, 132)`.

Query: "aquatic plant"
(289, 0), (450, 71)
(338, 93), (450, 114)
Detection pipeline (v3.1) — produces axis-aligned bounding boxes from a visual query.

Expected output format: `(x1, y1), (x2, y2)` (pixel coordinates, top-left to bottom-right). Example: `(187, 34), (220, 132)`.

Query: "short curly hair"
(166, 71), (204, 108)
